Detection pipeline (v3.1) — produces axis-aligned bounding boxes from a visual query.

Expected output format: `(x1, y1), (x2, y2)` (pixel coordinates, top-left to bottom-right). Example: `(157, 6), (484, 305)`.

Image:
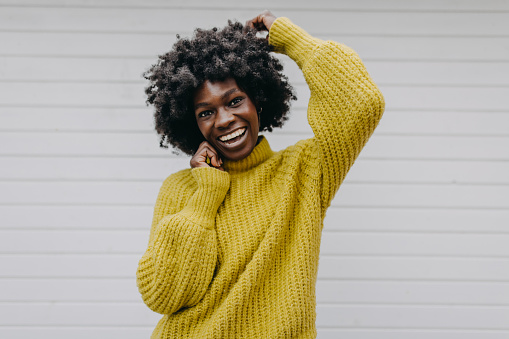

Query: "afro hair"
(143, 20), (296, 155)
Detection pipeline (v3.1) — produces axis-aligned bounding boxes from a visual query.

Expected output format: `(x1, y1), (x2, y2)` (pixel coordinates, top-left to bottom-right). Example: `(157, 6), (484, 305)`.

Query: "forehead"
(193, 78), (241, 103)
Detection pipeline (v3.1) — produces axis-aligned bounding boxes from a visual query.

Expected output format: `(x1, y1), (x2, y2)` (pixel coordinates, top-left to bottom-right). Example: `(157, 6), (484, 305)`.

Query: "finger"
(244, 17), (259, 33)
(205, 148), (222, 168)
(245, 19), (254, 30)
(190, 142), (212, 167)
(254, 14), (267, 31)
(190, 153), (207, 168)
(197, 142), (220, 166)
(193, 141), (224, 169)
(245, 14), (266, 32)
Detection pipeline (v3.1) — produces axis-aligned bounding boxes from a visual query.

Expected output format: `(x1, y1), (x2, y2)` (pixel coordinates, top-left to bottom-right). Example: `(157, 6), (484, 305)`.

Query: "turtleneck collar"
(223, 136), (273, 173)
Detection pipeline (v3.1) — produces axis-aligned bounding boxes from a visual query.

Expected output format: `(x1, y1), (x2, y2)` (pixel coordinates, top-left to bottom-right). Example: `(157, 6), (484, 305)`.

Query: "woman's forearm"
(136, 167), (230, 315)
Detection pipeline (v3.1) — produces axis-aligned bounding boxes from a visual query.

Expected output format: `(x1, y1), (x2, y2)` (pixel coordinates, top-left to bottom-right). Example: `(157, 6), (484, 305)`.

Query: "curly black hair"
(143, 20), (296, 155)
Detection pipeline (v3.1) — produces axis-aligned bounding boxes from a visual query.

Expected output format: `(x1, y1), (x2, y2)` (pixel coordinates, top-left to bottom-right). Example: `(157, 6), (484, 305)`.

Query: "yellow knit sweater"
(137, 17), (384, 338)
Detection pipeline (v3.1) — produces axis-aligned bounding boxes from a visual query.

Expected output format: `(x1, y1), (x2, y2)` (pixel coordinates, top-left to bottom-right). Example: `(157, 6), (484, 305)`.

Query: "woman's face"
(193, 78), (259, 161)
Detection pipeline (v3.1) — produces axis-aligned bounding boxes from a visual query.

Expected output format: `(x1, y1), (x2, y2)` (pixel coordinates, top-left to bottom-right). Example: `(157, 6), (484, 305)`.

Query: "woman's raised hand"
(190, 141), (224, 171)
(245, 10), (277, 35)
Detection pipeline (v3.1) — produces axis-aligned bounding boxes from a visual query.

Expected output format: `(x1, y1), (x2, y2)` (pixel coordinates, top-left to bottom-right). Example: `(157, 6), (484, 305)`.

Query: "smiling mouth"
(218, 127), (247, 144)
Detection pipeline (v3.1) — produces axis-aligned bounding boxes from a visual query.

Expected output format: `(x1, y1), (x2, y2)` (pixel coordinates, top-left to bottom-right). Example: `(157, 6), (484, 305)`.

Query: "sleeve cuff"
(191, 166), (230, 190)
(179, 167), (230, 229)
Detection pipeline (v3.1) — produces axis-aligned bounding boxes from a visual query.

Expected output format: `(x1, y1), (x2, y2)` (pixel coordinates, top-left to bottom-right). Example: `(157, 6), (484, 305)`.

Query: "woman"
(137, 11), (384, 338)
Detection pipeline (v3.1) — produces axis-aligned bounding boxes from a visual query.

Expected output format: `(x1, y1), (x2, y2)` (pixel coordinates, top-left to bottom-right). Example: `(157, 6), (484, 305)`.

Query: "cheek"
(252, 112), (260, 131)
(195, 120), (210, 139)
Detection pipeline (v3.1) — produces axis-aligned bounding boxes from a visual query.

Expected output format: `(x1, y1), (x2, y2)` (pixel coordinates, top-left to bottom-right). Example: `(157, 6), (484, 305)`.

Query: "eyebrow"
(194, 88), (240, 110)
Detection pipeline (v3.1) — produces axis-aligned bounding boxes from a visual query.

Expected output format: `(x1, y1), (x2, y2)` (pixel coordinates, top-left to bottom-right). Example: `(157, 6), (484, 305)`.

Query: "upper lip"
(217, 127), (246, 140)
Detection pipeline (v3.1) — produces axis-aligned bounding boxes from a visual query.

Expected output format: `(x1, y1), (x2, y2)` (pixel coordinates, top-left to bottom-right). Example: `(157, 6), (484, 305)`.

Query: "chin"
(213, 131), (258, 161)
(219, 146), (253, 161)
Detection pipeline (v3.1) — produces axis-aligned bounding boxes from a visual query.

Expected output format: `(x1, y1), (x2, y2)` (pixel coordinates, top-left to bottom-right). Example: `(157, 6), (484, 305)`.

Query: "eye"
(229, 96), (244, 107)
(197, 110), (213, 118)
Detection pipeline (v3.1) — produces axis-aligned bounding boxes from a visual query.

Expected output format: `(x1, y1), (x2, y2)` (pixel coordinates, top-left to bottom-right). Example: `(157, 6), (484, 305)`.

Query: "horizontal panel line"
(0, 229), (146, 232)
(4, 79), (509, 88)
(0, 28), (185, 35)
(3, 130), (509, 139)
(0, 326), (506, 333)
(0, 277), (132, 281)
(1, 154), (508, 163)
(318, 277), (509, 283)
(1, 252), (507, 259)
(370, 60), (509, 65)
(0, 325), (153, 329)
(356, 157), (509, 162)
(317, 303), (509, 308)
(0, 130), (155, 134)
(0, 54), (155, 60)
(0, 104), (146, 109)
(2, 28), (509, 39)
(331, 205), (509, 211)
(1, 276), (508, 284)
(0, 154), (183, 159)
(0, 104), (147, 109)
(1, 253), (507, 260)
(329, 205), (509, 210)
(0, 253), (140, 257)
(321, 230), (509, 235)
(0, 301), (140, 305)
(0, 325), (508, 331)
(2, 105), (509, 113)
(0, 79), (145, 84)
(3, 178), (509, 186)
(0, 276), (132, 279)
(2, 228), (508, 235)
(0, 178), (161, 182)
(1, 326), (504, 333)
(383, 83), (509, 88)
(0, 303), (484, 309)
(318, 279), (509, 285)
(2, 154), (508, 164)
(0, 228), (148, 231)
(1, 3), (509, 13)
(0, 203), (507, 211)
(1, 203), (508, 210)
(0, 205), (150, 209)
(1, 54), (509, 64)
(0, 203), (153, 207)
(319, 254), (509, 260)
(0, 277), (497, 285)
(1, 301), (509, 308)
(1, 180), (508, 186)
(0, 53), (508, 63)
(389, 107), (509, 113)
(317, 327), (509, 332)
(3, 129), (509, 138)
(0, 252), (143, 255)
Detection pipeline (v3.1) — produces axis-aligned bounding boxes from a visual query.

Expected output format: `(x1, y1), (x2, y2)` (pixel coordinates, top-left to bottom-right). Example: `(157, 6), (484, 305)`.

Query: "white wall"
(1, 0), (508, 338)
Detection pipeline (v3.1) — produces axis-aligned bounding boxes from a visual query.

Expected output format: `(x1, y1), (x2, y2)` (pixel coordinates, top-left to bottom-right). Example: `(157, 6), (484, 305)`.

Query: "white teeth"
(219, 128), (246, 142)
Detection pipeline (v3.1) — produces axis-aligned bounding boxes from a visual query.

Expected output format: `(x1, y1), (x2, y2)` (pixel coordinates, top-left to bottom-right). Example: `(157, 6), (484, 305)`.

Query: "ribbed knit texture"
(137, 17), (385, 338)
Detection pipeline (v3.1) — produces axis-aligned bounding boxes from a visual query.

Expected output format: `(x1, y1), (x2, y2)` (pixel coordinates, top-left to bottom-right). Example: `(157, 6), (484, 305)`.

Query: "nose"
(215, 108), (235, 129)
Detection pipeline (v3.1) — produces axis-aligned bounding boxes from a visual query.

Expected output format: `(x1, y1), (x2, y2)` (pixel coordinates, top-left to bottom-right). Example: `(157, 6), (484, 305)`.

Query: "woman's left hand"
(245, 10), (277, 35)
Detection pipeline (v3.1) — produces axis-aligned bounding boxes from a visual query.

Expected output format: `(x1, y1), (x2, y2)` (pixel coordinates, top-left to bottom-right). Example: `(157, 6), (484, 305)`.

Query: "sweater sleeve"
(136, 167), (230, 315)
(269, 17), (385, 207)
